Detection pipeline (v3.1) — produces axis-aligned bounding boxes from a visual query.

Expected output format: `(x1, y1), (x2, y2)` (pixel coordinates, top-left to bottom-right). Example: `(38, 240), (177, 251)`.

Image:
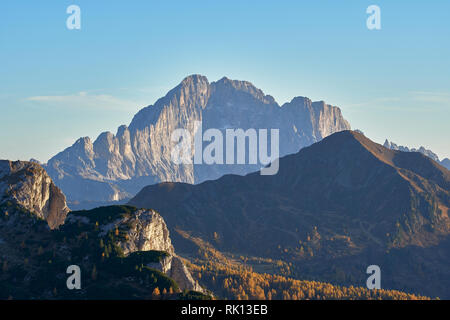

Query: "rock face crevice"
(0, 160), (69, 229)
(45, 75), (351, 205)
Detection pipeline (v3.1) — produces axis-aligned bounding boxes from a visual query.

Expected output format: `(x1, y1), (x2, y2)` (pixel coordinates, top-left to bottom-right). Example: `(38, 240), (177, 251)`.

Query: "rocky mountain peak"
(442, 158), (450, 169)
(211, 77), (276, 105)
(117, 124), (129, 137)
(66, 205), (203, 292)
(0, 160), (69, 229)
(70, 137), (95, 160)
(74, 136), (92, 148)
(180, 74), (209, 87)
(287, 96), (312, 106)
(175, 75), (210, 105)
(383, 138), (443, 165)
(45, 75), (351, 206)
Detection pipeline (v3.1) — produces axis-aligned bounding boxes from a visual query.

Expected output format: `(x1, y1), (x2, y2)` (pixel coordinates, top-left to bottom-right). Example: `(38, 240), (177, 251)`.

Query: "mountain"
(383, 139), (450, 170)
(62, 206), (204, 294)
(441, 158), (450, 170)
(0, 159), (427, 300)
(0, 160), (69, 229)
(129, 130), (450, 298)
(0, 205), (207, 299)
(45, 75), (350, 208)
(0, 161), (206, 299)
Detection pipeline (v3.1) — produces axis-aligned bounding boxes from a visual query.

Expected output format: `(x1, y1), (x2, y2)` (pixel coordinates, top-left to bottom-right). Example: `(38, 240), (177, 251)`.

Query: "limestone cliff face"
(279, 97), (351, 154)
(147, 255), (203, 292)
(167, 256), (203, 293)
(0, 160), (69, 229)
(81, 207), (202, 292)
(119, 209), (202, 292)
(111, 209), (175, 256)
(45, 75), (351, 205)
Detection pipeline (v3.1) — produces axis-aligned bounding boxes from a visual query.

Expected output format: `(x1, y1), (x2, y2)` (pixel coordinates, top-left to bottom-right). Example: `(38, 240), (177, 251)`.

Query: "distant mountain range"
(4, 74), (448, 299)
(384, 139), (450, 170)
(44, 75), (350, 208)
(1, 146), (441, 299)
(129, 130), (450, 298)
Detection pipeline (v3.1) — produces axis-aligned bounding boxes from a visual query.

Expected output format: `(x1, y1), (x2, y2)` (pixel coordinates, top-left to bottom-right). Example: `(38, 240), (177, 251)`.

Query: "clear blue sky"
(1, 0), (449, 162)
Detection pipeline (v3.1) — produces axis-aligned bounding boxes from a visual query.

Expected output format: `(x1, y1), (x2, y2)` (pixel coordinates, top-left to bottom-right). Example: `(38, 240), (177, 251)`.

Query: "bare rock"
(0, 160), (69, 229)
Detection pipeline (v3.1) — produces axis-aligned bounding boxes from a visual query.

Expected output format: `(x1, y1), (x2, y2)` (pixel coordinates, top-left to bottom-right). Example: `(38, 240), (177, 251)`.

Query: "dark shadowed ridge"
(129, 129), (450, 253)
(128, 130), (450, 297)
(131, 130), (449, 210)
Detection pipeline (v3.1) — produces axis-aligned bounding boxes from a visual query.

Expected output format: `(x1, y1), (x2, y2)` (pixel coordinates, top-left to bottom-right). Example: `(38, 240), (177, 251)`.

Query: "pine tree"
(152, 287), (161, 298)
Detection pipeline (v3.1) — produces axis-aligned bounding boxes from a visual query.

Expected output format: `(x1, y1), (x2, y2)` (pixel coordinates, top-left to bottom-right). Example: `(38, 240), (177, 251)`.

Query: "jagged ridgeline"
(384, 139), (450, 170)
(44, 75), (350, 208)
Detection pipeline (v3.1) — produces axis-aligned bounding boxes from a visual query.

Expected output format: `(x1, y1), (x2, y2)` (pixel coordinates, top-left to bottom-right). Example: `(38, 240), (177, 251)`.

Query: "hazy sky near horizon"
(1, 0), (449, 162)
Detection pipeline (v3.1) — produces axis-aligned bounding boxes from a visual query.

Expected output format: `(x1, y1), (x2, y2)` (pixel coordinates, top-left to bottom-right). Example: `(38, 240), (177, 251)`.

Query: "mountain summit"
(130, 130), (450, 252)
(129, 130), (450, 297)
(45, 75), (350, 207)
